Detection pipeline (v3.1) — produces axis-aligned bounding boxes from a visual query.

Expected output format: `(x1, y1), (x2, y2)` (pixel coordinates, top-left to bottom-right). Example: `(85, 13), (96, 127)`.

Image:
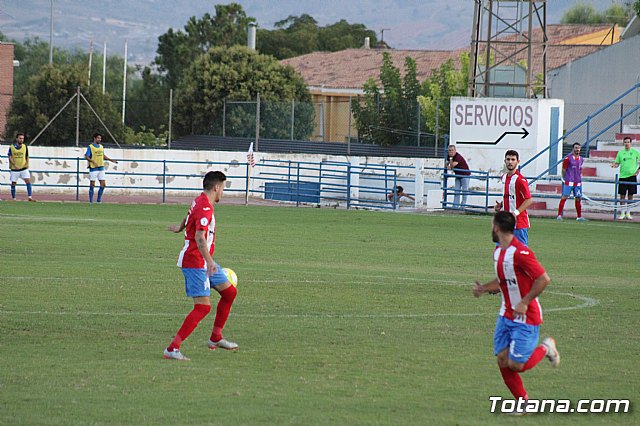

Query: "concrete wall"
(548, 35), (640, 143)
(0, 145), (447, 205)
(548, 35), (640, 105)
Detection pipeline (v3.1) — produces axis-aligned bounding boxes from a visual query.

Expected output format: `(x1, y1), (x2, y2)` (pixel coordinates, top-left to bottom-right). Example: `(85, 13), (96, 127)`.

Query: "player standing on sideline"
(8, 133), (35, 201)
(85, 133), (118, 203)
(473, 211), (559, 408)
(163, 171), (238, 361)
(557, 142), (587, 221)
(611, 136), (640, 220)
(494, 150), (533, 246)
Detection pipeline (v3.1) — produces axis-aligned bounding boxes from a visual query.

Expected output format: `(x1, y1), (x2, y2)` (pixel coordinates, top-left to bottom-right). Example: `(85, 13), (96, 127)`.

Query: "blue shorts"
(561, 185), (582, 198)
(493, 316), (540, 363)
(514, 228), (529, 247)
(182, 262), (232, 297)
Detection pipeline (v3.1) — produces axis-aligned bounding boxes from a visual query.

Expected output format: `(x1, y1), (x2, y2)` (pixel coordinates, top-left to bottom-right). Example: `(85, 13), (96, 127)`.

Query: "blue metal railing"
(521, 82), (640, 185)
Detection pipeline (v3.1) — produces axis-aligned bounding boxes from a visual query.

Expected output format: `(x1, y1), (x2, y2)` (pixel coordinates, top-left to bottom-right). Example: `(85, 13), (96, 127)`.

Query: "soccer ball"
(222, 268), (237, 287)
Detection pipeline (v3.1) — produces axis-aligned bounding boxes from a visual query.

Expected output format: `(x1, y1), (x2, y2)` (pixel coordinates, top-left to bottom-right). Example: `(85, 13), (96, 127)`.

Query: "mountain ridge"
(0, 0), (617, 64)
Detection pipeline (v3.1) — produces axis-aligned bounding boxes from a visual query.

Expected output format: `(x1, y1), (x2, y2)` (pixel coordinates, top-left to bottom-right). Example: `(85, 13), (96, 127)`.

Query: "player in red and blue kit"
(163, 171), (238, 361)
(557, 142), (586, 221)
(473, 211), (560, 405)
(494, 150), (533, 246)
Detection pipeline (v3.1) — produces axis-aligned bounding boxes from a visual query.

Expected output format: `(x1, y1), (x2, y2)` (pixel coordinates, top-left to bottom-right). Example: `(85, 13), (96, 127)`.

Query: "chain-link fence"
(563, 102), (640, 146)
(105, 93), (639, 151)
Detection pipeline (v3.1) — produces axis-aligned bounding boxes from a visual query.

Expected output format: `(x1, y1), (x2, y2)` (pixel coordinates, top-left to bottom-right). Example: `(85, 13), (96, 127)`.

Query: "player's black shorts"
(618, 175), (638, 196)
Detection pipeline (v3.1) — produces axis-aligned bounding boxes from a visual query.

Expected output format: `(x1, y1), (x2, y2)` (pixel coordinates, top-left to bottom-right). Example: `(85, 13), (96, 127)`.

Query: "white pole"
(88, 40), (93, 86)
(122, 39), (128, 125)
(102, 40), (106, 94)
(168, 89), (173, 149)
(49, 0), (54, 64)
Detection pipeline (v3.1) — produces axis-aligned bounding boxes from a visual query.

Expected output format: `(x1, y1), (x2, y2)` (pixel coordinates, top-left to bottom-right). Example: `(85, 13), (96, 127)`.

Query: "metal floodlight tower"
(468, 0), (548, 98)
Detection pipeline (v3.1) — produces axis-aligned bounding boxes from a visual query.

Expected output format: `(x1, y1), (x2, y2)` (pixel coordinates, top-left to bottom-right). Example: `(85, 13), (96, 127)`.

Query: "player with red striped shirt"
(494, 150), (533, 246)
(473, 212), (560, 405)
(163, 171), (238, 361)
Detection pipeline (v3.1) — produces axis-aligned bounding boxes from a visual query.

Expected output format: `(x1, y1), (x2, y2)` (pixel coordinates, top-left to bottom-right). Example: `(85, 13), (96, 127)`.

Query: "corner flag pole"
(245, 142), (255, 205)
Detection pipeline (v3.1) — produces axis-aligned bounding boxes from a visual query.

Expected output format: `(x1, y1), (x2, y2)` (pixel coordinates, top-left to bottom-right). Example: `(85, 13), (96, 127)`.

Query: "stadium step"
(528, 201), (547, 210)
(536, 183), (562, 193)
(589, 150), (617, 159)
(582, 167), (597, 176)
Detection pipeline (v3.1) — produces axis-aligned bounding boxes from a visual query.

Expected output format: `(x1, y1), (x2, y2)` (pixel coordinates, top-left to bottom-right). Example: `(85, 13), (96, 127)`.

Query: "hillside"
(0, 0), (618, 64)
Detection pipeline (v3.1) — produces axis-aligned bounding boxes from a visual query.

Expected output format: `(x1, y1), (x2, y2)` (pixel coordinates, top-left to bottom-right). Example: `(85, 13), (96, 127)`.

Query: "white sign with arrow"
(449, 96), (564, 181)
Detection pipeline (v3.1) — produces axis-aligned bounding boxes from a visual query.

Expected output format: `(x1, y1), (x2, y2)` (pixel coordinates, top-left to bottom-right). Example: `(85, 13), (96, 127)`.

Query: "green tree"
(561, 3), (603, 24)
(155, 3), (254, 88)
(7, 63), (123, 146)
(561, 2), (632, 26)
(258, 15), (378, 59)
(602, 4), (632, 27)
(174, 45), (313, 139)
(417, 53), (469, 143)
(635, 0), (640, 17)
(126, 66), (170, 136)
(351, 53), (423, 147)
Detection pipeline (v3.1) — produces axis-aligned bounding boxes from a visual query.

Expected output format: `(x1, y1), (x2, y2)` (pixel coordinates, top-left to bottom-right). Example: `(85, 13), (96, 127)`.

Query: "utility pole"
(380, 28), (390, 46)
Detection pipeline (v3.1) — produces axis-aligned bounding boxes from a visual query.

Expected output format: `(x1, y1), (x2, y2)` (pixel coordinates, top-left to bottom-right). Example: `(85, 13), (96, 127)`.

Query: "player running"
(163, 171), (238, 361)
(473, 211), (560, 409)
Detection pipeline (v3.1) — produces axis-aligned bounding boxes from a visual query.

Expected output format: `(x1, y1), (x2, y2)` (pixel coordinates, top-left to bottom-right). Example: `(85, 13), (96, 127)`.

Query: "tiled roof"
(282, 49), (461, 90)
(282, 24), (612, 91)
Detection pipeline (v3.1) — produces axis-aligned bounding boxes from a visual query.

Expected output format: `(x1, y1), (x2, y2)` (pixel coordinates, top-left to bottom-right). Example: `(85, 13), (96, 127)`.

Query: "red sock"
(210, 286), (237, 342)
(500, 367), (527, 400)
(521, 345), (547, 372)
(168, 304), (211, 351)
(575, 199), (582, 218)
(558, 198), (567, 216)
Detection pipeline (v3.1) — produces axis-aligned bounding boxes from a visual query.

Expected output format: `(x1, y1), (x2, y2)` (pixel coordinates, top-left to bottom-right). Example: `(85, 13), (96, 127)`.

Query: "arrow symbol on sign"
(458, 128), (530, 145)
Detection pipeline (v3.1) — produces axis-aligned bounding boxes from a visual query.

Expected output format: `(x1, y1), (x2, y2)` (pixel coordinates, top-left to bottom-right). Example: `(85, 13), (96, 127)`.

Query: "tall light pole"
(49, 0), (54, 64)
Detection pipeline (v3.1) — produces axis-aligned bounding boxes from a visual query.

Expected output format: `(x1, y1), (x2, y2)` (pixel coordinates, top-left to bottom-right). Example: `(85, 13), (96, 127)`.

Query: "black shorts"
(618, 175), (638, 196)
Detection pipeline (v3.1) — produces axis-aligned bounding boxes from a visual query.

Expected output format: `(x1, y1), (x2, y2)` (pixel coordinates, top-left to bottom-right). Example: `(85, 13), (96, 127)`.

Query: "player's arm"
(513, 198), (533, 216)
(167, 216), (187, 233)
(611, 153), (620, 168)
(8, 149), (14, 169)
(514, 272), (551, 317)
(473, 278), (500, 297)
(195, 229), (216, 276)
(494, 200), (503, 212)
(561, 157), (569, 180)
(103, 154), (118, 164)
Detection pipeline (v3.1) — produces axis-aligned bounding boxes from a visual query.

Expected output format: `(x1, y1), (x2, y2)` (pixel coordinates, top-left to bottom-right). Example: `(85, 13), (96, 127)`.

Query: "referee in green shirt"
(611, 136), (640, 220)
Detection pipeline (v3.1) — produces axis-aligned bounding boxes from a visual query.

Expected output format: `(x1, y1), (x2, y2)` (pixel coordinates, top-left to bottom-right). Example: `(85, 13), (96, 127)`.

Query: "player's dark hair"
(203, 171), (227, 190)
(504, 150), (519, 160)
(15, 132), (24, 139)
(493, 211), (516, 233)
(572, 142), (581, 148)
(93, 132), (102, 139)
(623, 136), (632, 142)
(396, 185), (403, 193)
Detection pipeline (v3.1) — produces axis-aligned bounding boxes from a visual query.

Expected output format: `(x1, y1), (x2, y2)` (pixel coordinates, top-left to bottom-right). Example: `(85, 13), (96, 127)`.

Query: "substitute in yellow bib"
(85, 132), (118, 203)
(8, 133), (35, 201)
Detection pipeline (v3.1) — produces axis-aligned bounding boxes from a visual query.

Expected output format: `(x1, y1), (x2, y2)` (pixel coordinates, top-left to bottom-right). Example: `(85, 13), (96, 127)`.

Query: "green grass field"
(1, 201), (638, 425)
